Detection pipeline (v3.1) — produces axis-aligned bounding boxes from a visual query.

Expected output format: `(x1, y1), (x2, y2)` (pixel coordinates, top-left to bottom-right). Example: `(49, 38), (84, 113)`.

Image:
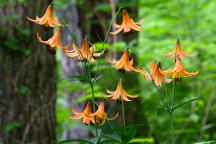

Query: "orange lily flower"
(110, 9), (144, 35)
(104, 81), (138, 101)
(37, 28), (69, 54)
(90, 102), (118, 126)
(65, 39), (104, 62)
(69, 102), (94, 125)
(160, 57), (199, 80)
(27, 5), (62, 27)
(161, 39), (195, 60)
(107, 50), (142, 72)
(145, 60), (172, 86)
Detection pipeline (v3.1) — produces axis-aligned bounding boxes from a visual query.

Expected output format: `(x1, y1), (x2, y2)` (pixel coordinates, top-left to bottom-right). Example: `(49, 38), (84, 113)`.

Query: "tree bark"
(0, 1), (56, 144)
(58, 2), (90, 143)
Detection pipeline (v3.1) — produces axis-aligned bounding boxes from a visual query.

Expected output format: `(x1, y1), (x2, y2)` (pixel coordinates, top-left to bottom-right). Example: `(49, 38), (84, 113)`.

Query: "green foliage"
(5, 121), (20, 132)
(17, 86), (29, 95)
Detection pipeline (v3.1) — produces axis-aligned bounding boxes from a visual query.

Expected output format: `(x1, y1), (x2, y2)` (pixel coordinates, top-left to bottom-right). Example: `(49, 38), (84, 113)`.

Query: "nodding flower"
(104, 81), (138, 101)
(65, 39), (104, 62)
(69, 102), (94, 125)
(160, 57), (199, 81)
(89, 102), (118, 126)
(37, 28), (69, 54)
(27, 5), (63, 27)
(107, 50), (142, 73)
(144, 60), (172, 86)
(110, 9), (144, 35)
(161, 39), (195, 60)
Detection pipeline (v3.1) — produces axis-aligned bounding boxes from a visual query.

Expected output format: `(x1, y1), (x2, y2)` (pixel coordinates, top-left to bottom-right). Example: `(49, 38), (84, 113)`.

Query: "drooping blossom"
(104, 81), (138, 101)
(144, 60), (172, 86)
(65, 39), (104, 62)
(69, 102), (94, 125)
(89, 102), (118, 126)
(107, 50), (142, 72)
(160, 57), (199, 80)
(161, 39), (195, 60)
(37, 28), (69, 54)
(27, 5), (62, 27)
(110, 9), (144, 35)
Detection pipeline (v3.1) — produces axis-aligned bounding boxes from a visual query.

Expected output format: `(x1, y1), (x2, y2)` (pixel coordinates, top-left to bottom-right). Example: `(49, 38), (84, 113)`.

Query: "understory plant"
(27, 1), (200, 144)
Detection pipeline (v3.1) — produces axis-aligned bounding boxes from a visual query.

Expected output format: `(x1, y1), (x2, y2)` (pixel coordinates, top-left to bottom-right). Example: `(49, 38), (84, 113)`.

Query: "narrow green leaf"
(129, 137), (154, 143)
(55, 75), (90, 84)
(93, 74), (103, 83)
(173, 98), (199, 111)
(194, 141), (216, 144)
(57, 138), (93, 144)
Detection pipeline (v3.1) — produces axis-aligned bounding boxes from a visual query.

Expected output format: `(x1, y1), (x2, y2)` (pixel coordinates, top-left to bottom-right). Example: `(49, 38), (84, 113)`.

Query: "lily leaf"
(93, 74), (103, 83)
(173, 98), (199, 111)
(155, 106), (169, 115)
(194, 141), (216, 144)
(57, 138), (93, 144)
(129, 137), (154, 143)
(56, 75), (91, 84)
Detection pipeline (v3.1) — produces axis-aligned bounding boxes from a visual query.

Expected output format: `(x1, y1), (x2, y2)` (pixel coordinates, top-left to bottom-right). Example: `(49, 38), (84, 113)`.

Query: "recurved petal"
(124, 90), (138, 98)
(36, 32), (49, 44)
(160, 68), (175, 75)
(135, 18), (144, 24)
(183, 52), (195, 57)
(93, 49), (105, 57)
(65, 52), (79, 57)
(26, 17), (39, 23)
(150, 60), (155, 71)
(109, 26), (124, 35)
(164, 77), (172, 83)
(129, 59), (134, 65)
(107, 112), (119, 120)
(68, 113), (84, 119)
(106, 55), (116, 64)
(134, 68), (148, 75)
(106, 89), (115, 94)
(130, 19), (142, 31)
(113, 22), (121, 28)
(72, 107), (82, 115)
(183, 71), (199, 77)
(60, 44), (70, 50)
(121, 92), (132, 101)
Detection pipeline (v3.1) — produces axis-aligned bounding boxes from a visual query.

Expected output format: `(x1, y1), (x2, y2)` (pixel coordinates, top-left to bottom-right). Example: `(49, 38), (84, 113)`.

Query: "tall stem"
(90, 83), (98, 137)
(169, 80), (176, 144)
(121, 97), (126, 132)
(169, 112), (175, 144)
(120, 75), (126, 132)
(172, 81), (176, 109)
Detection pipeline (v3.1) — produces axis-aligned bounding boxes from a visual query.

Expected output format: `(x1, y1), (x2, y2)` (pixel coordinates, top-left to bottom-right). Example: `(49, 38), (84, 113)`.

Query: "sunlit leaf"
(129, 137), (154, 143)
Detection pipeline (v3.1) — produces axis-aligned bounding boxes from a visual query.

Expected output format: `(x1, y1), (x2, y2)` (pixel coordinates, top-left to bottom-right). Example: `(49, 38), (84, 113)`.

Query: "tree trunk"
(0, 1), (56, 144)
(58, 2), (90, 143)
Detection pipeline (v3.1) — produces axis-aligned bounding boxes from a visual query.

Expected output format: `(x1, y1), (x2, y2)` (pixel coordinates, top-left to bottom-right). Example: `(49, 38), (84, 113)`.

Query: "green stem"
(90, 83), (98, 137)
(169, 112), (175, 144)
(169, 80), (176, 144)
(119, 76), (126, 132)
(172, 80), (176, 110)
(121, 98), (126, 132)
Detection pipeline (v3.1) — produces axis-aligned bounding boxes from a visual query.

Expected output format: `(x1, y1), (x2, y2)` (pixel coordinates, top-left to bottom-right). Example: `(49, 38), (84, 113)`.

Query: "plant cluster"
(27, 2), (199, 144)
